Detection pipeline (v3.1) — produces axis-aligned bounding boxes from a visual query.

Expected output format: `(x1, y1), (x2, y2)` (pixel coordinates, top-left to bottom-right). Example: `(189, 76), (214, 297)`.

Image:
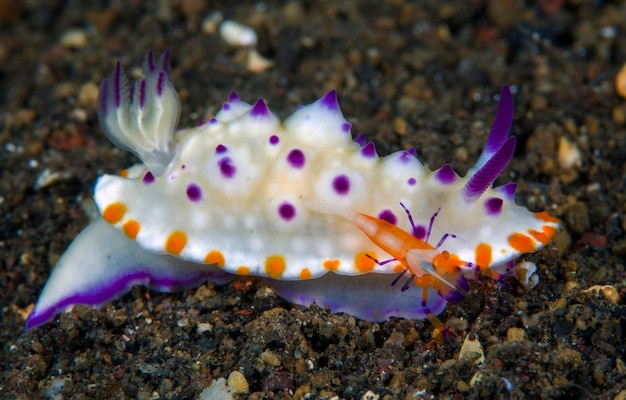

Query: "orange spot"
(528, 229), (551, 245)
(393, 263), (405, 273)
(165, 231), (187, 255)
(103, 202), (126, 224)
(119, 169), (129, 178)
(508, 233), (535, 253)
(323, 259), (340, 271)
(355, 252), (376, 273)
(543, 225), (557, 239)
(265, 255), (286, 278)
(299, 268), (312, 280)
(475, 243), (492, 270)
(122, 220), (140, 239)
(534, 211), (560, 224)
(236, 266), (250, 275)
(205, 250), (225, 267)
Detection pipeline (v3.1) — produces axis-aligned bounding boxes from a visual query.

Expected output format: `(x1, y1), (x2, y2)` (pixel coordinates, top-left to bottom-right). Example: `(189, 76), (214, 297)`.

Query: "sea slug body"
(26, 50), (560, 330)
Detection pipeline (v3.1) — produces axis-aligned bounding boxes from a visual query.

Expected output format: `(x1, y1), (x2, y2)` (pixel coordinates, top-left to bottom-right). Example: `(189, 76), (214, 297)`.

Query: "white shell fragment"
(458, 333), (485, 364)
(220, 20), (258, 47)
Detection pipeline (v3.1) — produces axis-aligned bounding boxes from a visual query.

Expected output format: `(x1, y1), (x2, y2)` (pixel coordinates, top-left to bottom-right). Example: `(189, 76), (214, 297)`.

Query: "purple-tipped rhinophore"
(462, 136), (516, 202)
(228, 91), (239, 102)
(473, 85), (514, 171)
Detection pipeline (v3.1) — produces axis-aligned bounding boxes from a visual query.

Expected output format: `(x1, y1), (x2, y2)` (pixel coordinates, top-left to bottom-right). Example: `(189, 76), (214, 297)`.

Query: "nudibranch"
(26, 50), (559, 330)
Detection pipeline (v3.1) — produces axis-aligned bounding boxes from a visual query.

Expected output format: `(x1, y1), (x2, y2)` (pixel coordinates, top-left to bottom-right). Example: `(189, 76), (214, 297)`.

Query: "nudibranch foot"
(98, 49), (180, 176)
(26, 219), (233, 330)
(267, 272), (449, 322)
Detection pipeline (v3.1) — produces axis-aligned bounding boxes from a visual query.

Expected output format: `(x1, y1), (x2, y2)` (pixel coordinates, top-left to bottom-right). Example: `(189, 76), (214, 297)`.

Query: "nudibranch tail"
(26, 219), (233, 330)
(98, 49), (180, 176)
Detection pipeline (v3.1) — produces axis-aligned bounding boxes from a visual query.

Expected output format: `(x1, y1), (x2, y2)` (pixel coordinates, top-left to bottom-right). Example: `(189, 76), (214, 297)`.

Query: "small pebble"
(507, 327), (525, 342)
(60, 28), (89, 49)
(458, 333), (485, 364)
(557, 137), (581, 169)
(220, 20), (257, 47)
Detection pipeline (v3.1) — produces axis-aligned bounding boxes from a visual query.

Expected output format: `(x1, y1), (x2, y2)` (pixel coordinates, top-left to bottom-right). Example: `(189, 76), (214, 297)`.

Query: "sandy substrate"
(1, 1), (625, 399)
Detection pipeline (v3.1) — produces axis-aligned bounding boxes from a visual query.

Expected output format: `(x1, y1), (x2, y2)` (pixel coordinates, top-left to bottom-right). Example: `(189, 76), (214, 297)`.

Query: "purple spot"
(354, 133), (367, 147)
(320, 90), (339, 111)
(407, 177), (417, 186)
(215, 144), (228, 154)
(143, 171), (155, 184)
(407, 147), (417, 157)
(269, 135), (280, 145)
(287, 149), (305, 168)
(378, 210), (397, 225)
(332, 175), (350, 195)
(113, 62), (122, 108)
(342, 122), (351, 133)
(209, 118), (218, 124)
(139, 79), (146, 108)
(250, 98), (269, 117)
(361, 142), (377, 158)
(219, 157), (236, 178)
(186, 183), (202, 202)
(278, 202), (296, 221)
(181, 164), (186, 170)
(413, 225), (426, 240)
(156, 71), (165, 97)
(222, 102), (231, 111)
(435, 164), (456, 184)
(197, 120), (207, 127)
(228, 91), (239, 102)
(485, 197), (503, 216)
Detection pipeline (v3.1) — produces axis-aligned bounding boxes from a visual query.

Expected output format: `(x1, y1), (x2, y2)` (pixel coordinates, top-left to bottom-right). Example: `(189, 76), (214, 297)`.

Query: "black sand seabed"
(1, 1), (625, 399)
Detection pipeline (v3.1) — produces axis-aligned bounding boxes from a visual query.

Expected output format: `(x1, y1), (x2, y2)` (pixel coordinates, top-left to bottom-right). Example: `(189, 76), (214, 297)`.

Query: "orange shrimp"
(351, 203), (469, 342)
